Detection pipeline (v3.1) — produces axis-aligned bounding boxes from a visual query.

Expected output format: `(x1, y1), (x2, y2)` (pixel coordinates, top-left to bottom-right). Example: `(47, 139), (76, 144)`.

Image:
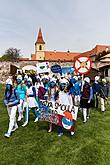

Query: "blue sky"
(0, 0), (110, 57)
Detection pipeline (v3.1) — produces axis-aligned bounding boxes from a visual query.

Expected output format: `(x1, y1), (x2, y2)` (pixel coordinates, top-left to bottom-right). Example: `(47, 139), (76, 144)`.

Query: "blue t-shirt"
(17, 84), (26, 100)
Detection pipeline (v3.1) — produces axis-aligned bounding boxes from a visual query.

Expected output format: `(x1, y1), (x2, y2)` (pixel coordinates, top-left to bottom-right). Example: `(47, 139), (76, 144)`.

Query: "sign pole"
(81, 74), (84, 92)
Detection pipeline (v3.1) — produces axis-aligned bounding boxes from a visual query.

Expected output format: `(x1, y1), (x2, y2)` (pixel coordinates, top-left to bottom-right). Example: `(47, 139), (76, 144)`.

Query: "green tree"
(0, 48), (21, 61)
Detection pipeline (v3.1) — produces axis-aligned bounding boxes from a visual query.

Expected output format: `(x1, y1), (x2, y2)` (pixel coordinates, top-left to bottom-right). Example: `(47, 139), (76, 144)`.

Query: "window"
(39, 45), (42, 50)
(105, 69), (108, 77)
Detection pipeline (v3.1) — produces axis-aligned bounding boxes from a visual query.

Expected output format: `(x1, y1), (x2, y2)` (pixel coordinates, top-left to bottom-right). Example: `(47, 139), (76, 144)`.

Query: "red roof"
(44, 51), (80, 61)
(18, 58), (29, 61)
(78, 45), (110, 58)
(35, 28), (45, 45)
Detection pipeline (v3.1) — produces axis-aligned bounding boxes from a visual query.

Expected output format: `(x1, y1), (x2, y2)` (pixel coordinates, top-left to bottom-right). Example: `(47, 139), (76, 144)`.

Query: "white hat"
(43, 75), (49, 80)
(74, 76), (78, 81)
(24, 75), (28, 79)
(84, 77), (90, 83)
(17, 75), (22, 80)
(102, 78), (107, 83)
(6, 78), (13, 85)
(60, 78), (69, 84)
(27, 77), (32, 82)
(95, 76), (100, 81)
(50, 77), (56, 83)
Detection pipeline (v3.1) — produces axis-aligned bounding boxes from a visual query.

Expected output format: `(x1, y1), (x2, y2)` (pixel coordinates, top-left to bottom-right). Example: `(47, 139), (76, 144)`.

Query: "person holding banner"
(48, 79), (58, 132)
(57, 76), (75, 136)
(80, 77), (91, 123)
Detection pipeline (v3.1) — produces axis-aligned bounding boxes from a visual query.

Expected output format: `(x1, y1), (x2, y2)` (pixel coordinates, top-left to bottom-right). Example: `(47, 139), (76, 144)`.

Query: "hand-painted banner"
(51, 64), (62, 74)
(36, 62), (50, 73)
(39, 100), (78, 132)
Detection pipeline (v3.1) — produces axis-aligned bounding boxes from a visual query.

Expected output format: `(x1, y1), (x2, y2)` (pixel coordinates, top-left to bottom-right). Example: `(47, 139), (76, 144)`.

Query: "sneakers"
(18, 116), (23, 122)
(48, 129), (52, 133)
(34, 117), (39, 123)
(22, 121), (28, 127)
(83, 120), (87, 123)
(12, 125), (18, 132)
(71, 132), (75, 136)
(58, 133), (63, 137)
(4, 132), (11, 138)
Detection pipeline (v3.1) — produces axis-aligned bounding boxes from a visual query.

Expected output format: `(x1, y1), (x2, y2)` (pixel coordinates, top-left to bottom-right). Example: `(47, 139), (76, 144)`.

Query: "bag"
(38, 86), (46, 99)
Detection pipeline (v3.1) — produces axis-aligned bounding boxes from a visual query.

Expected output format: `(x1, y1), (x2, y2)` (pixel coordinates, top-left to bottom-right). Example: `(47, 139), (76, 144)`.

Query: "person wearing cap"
(57, 76), (75, 136)
(16, 75), (27, 121)
(42, 75), (49, 100)
(73, 76), (82, 107)
(22, 77), (39, 127)
(99, 79), (109, 112)
(4, 78), (20, 138)
(48, 79), (58, 133)
(92, 76), (101, 108)
(80, 77), (91, 123)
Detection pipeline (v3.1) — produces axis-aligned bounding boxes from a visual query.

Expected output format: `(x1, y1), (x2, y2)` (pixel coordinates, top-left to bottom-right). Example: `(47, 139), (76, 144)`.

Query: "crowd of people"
(3, 71), (109, 138)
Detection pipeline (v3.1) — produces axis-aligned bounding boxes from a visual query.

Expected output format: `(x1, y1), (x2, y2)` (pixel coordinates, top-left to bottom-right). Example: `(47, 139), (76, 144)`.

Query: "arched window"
(39, 45), (42, 50)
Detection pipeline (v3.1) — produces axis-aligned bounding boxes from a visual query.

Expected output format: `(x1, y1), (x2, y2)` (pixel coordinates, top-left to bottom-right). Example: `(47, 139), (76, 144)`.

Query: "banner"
(39, 100), (78, 132)
(36, 62), (50, 74)
(51, 64), (62, 74)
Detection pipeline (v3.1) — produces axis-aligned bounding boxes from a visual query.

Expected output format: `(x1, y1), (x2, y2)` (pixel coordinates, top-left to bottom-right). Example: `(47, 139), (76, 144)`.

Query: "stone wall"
(0, 61), (74, 83)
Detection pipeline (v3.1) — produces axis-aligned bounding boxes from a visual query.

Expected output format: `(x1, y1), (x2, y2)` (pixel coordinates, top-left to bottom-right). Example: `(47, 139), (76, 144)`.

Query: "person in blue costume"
(73, 76), (82, 106)
(42, 75), (49, 100)
(87, 85), (93, 119)
(99, 78), (109, 112)
(16, 75), (27, 121)
(57, 76), (75, 137)
(4, 78), (20, 138)
(22, 77), (39, 127)
(48, 78), (58, 133)
(92, 76), (101, 108)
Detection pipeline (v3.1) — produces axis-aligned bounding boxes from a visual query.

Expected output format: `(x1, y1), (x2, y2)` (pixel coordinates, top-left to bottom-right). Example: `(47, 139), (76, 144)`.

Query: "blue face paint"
(17, 79), (22, 84)
(6, 84), (11, 90)
(27, 81), (32, 87)
(50, 82), (55, 88)
(60, 83), (66, 90)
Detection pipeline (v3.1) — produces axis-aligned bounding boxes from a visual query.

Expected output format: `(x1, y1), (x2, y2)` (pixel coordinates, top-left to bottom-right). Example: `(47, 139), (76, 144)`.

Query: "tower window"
(39, 45), (42, 50)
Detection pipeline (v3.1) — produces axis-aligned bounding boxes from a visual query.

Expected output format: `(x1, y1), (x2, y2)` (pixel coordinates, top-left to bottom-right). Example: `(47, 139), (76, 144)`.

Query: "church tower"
(35, 28), (45, 60)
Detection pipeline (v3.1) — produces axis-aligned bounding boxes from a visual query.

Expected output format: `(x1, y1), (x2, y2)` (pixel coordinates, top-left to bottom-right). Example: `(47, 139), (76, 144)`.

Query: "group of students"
(4, 72), (109, 138)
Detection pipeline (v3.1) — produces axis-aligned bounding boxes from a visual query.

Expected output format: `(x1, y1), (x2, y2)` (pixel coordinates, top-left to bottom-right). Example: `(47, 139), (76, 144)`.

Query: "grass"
(0, 84), (110, 165)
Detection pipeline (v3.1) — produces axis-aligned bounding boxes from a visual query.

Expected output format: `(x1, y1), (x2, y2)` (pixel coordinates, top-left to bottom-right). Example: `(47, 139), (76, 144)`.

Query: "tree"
(0, 48), (21, 61)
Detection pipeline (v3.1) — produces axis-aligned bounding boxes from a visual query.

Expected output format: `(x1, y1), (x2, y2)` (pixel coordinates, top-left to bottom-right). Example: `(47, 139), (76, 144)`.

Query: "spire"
(35, 28), (45, 45)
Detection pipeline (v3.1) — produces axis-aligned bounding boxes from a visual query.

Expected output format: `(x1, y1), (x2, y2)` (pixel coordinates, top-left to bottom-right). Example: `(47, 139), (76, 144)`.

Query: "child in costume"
(4, 78), (20, 138)
(57, 76), (75, 136)
(48, 78), (58, 132)
(22, 77), (39, 127)
(16, 75), (27, 121)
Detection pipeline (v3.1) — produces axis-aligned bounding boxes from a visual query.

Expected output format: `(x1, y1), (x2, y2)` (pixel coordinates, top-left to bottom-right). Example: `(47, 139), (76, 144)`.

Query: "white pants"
(7, 106), (18, 134)
(100, 98), (105, 112)
(74, 95), (80, 106)
(83, 108), (87, 122)
(17, 99), (24, 118)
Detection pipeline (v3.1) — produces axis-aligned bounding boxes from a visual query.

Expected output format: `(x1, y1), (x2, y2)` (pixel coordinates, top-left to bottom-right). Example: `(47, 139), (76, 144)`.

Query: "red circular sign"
(74, 56), (92, 74)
